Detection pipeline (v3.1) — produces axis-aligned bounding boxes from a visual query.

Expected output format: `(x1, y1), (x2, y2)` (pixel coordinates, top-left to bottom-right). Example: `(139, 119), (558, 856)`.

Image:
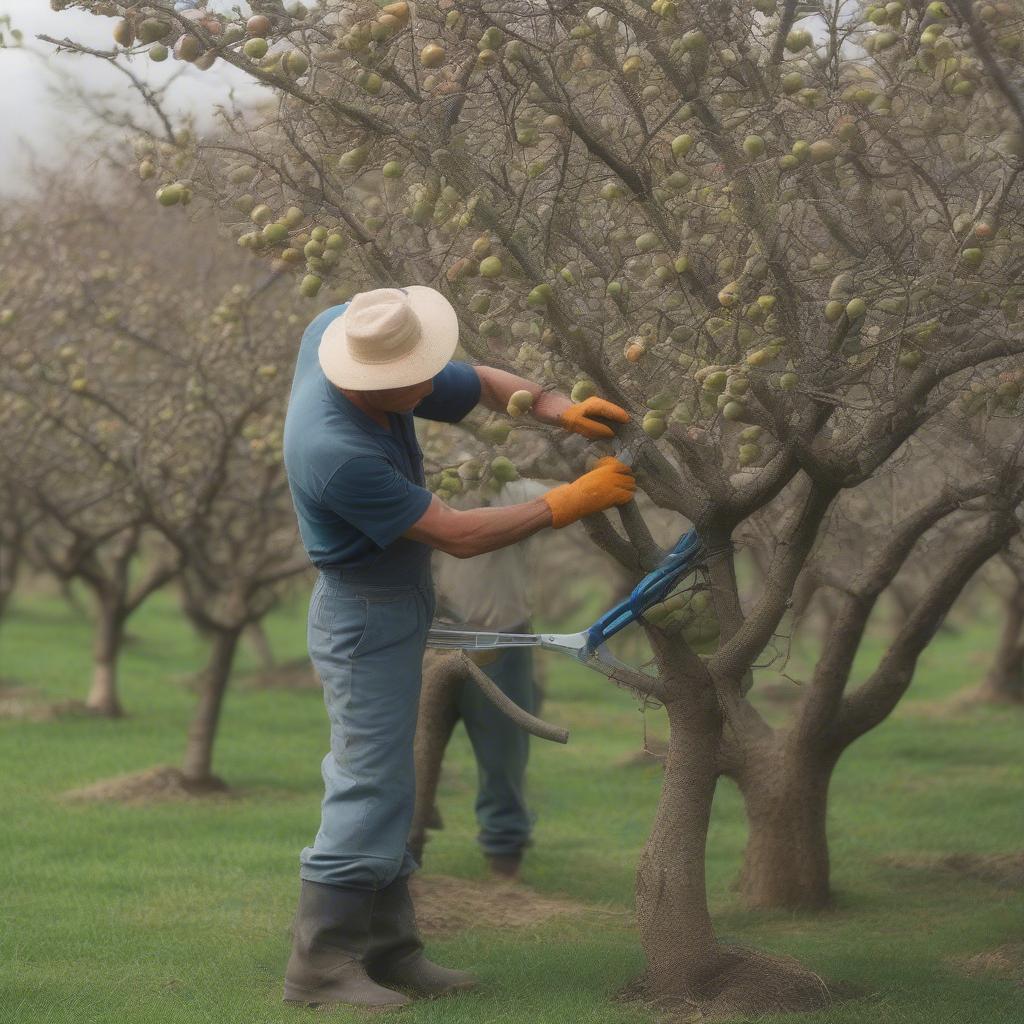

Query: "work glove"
(543, 457), (636, 529)
(559, 397), (630, 440)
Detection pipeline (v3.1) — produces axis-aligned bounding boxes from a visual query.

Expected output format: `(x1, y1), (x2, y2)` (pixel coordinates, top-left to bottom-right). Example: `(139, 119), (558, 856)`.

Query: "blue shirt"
(283, 304), (481, 575)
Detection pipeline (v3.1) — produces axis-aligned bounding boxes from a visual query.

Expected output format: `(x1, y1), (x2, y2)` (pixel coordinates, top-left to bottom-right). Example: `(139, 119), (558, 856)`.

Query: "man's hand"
(558, 397), (630, 440)
(542, 457), (636, 528)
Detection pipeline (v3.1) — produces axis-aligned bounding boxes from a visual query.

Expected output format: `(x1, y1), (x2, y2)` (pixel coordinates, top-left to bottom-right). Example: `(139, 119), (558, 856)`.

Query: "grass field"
(1, 582), (1022, 1024)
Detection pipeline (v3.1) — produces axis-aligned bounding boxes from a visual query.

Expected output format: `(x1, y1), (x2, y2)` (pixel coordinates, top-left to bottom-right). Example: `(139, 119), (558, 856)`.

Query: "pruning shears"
(426, 528), (706, 681)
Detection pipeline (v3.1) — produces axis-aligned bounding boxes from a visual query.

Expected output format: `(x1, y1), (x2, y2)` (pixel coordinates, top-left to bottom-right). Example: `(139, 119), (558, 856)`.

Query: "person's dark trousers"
(455, 637), (537, 861)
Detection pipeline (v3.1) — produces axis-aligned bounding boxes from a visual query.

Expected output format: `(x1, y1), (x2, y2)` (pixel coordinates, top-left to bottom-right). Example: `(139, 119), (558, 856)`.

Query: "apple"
(571, 380), (596, 402)
(247, 15), (271, 37)
(299, 274), (322, 297)
(149, 43), (168, 62)
(742, 135), (765, 159)
(479, 256), (503, 278)
(283, 49), (309, 77)
(113, 19), (134, 47)
(175, 35), (203, 62)
(671, 134), (694, 158)
(960, 248), (983, 269)
(421, 43), (446, 67)
(244, 37), (269, 59)
(507, 390), (535, 416)
(156, 183), (184, 206)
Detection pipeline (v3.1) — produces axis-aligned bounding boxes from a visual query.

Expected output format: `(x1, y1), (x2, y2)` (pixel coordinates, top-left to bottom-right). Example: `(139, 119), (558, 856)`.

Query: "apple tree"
(55, 0), (1024, 1010)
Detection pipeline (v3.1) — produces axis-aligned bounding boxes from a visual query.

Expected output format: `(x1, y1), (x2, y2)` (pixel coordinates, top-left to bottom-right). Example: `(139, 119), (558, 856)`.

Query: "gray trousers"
(300, 570), (435, 890)
(455, 644), (537, 856)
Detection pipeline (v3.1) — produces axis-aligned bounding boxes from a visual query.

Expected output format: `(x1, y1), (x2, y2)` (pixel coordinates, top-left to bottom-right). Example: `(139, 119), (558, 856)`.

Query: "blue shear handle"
(584, 530), (703, 652)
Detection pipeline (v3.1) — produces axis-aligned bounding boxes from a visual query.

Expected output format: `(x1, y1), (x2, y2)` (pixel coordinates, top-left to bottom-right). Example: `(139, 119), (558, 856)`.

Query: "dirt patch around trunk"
(950, 943), (1024, 985)
(410, 873), (589, 937)
(61, 766), (233, 805)
(882, 851), (1024, 890)
(0, 686), (111, 723)
(618, 945), (837, 1021)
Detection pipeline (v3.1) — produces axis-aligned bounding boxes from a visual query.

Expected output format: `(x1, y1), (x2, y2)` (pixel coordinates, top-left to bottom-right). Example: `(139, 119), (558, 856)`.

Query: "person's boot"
(283, 879), (410, 1009)
(365, 875), (476, 996)
(485, 851), (522, 881)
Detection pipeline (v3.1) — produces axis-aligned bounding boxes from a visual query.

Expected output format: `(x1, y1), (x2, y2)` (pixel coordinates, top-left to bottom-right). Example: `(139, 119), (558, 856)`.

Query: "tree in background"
(0, 163), (310, 762)
(55, 0), (1024, 1010)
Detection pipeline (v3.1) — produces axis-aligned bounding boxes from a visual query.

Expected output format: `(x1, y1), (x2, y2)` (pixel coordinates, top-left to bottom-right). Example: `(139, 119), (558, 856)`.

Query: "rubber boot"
(283, 879), (410, 1009)
(366, 876), (477, 996)
(485, 851), (522, 881)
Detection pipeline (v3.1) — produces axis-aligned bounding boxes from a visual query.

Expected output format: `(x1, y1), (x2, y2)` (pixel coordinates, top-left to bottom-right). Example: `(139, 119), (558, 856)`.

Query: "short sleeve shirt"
(283, 303), (481, 576)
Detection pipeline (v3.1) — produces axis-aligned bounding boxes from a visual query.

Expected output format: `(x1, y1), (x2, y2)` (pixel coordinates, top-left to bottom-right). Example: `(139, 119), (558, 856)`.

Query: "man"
(281, 286), (634, 1009)
(430, 475), (552, 881)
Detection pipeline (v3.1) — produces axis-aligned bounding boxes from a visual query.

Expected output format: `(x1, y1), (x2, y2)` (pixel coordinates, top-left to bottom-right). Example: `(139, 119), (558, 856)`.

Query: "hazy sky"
(0, 1), (265, 195)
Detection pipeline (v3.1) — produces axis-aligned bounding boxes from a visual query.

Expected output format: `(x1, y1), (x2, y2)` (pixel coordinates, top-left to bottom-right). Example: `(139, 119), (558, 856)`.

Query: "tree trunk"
(182, 628), (241, 785)
(85, 595), (126, 718)
(737, 743), (834, 910)
(976, 583), (1024, 703)
(635, 697), (724, 997)
(409, 651), (464, 863)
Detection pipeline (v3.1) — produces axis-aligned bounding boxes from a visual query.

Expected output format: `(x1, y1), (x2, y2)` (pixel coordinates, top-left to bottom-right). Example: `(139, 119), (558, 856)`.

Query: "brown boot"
(485, 852), (522, 881)
(283, 880), (410, 1009)
(366, 875), (476, 996)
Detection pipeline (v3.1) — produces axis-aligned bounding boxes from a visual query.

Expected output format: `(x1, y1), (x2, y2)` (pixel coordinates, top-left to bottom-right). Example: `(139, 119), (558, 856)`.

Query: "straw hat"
(318, 286), (459, 390)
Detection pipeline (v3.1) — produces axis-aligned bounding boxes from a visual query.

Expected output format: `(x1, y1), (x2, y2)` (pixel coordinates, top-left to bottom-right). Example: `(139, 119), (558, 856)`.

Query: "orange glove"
(543, 458), (637, 529)
(559, 397), (630, 440)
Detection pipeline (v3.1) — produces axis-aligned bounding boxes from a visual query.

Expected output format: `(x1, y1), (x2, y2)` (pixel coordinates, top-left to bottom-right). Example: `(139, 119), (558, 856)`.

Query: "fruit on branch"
(247, 15), (271, 38)
(642, 412), (667, 438)
(479, 256), (503, 279)
(359, 71), (383, 94)
(636, 232), (659, 252)
(175, 35), (203, 62)
(785, 29), (813, 53)
(681, 30), (707, 53)
(960, 248), (984, 269)
(261, 223), (287, 244)
(138, 160), (156, 180)
(782, 72), (803, 95)
(571, 380), (596, 402)
(299, 274), (322, 297)
(149, 43), (168, 62)
(338, 146), (369, 172)
(671, 134), (694, 158)
(779, 371), (798, 390)
(138, 19), (170, 44)
(244, 37), (269, 59)
(491, 456), (519, 483)
(742, 135), (765, 159)
(283, 49), (309, 77)
(738, 442), (761, 466)
(601, 182), (626, 199)
(824, 300), (845, 322)
(420, 43), (446, 67)
(156, 183), (184, 206)
(624, 339), (646, 362)
(527, 284), (552, 307)
(113, 19), (134, 48)
(845, 297), (866, 319)
(809, 140), (838, 163)
(507, 390), (534, 417)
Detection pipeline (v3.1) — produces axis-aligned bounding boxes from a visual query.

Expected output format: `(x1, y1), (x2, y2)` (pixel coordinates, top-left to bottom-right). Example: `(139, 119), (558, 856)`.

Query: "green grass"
(1, 584), (1022, 1023)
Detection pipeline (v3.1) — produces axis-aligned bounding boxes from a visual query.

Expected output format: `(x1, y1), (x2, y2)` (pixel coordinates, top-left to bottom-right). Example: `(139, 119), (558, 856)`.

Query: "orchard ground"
(1, 579), (1022, 1024)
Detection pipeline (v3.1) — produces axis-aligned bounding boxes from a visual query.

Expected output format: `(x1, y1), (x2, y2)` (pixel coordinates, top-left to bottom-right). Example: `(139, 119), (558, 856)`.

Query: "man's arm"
(405, 495), (553, 559)
(406, 457), (636, 557)
(474, 366), (571, 426)
(474, 365), (630, 439)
